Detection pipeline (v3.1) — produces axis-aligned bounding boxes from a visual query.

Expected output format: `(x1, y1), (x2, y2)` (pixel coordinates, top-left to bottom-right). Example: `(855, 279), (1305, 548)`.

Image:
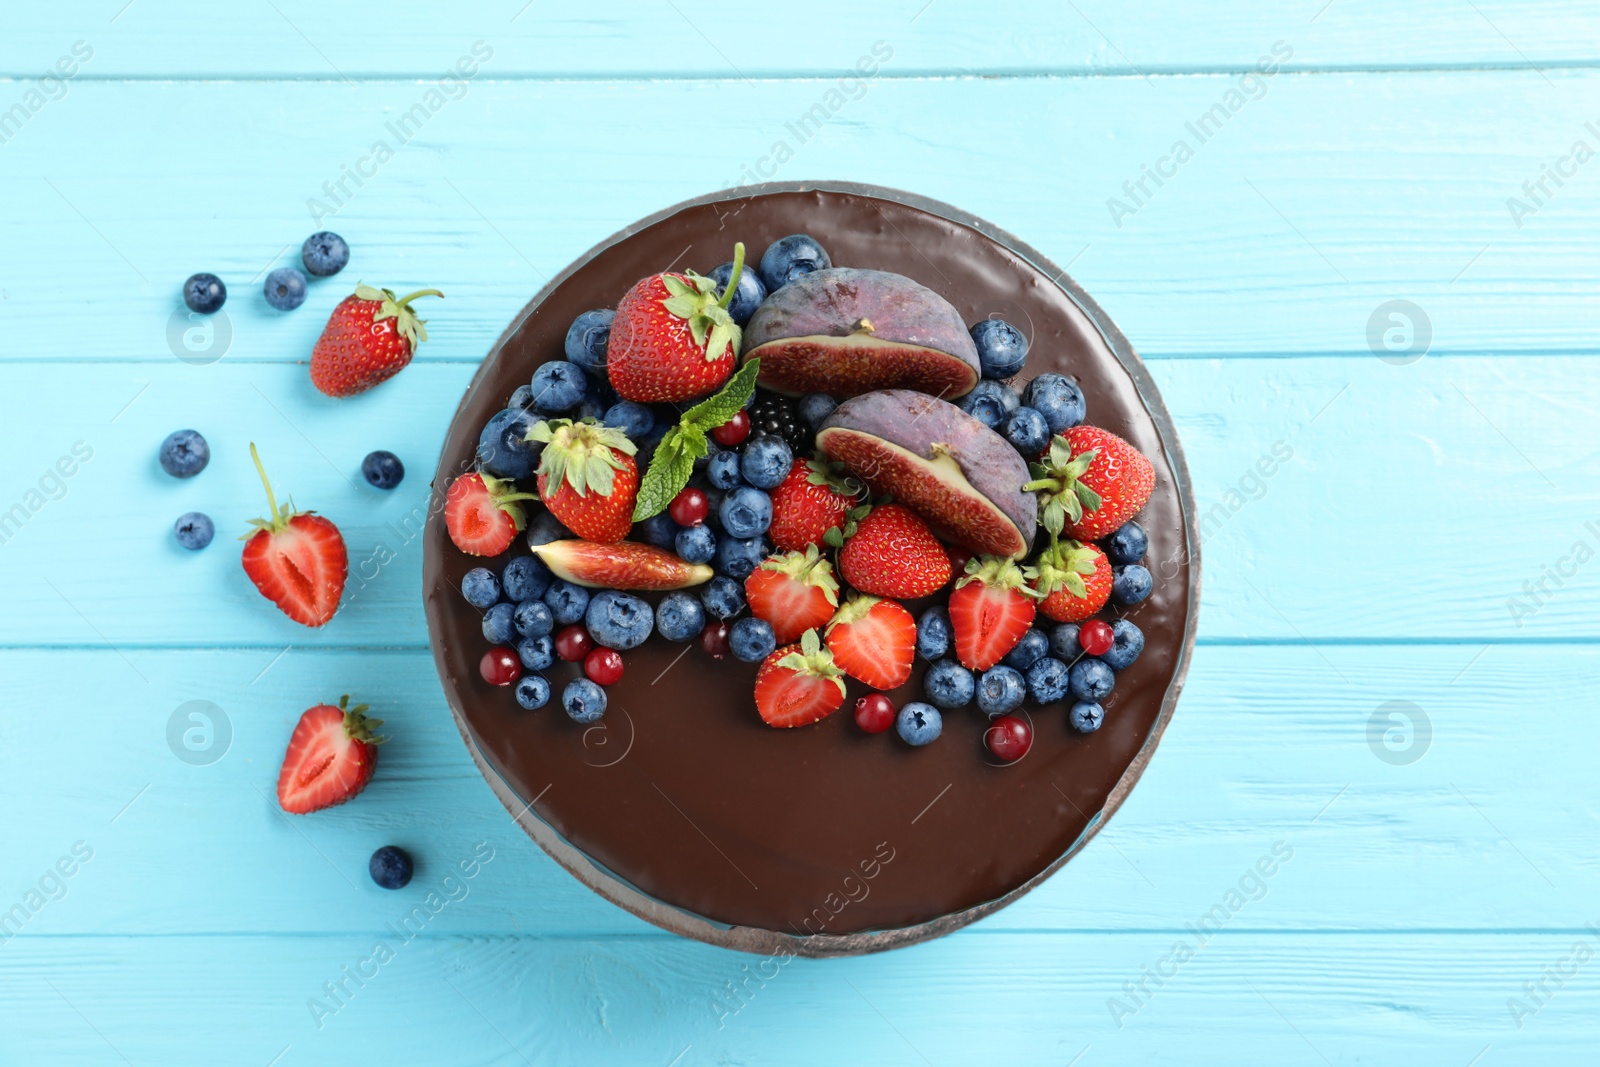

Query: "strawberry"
(310, 285), (442, 398)
(607, 243), (746, 402)
(768, 457), (861, 552)
(530, 419), (639, 543)
(754, 629), (848, 728)
(744, 544), (840, 644)
(948, 556), (1041, 670)
(1024, 426), (1155, 541)
(276, 695), (385, 814)
(531, 538), (713, 590)
(444, 472), (539, 556)
(241, 443), (348, 627)
(1030, 539), (1112, 623)
(832, 504), (951, 599)
(824, 595), (916, 690)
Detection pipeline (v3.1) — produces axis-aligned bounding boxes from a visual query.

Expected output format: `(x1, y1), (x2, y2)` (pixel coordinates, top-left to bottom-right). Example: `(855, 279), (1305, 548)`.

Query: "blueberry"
(586, 590), (653, 650)
(603, 401), (655, 440)
(509, 384), (535, 410)
(361, 450), (404, 489)
(1002, 628), (1049, 671)
(730, 617), (776, 663)
(655, 592), (706, 642)
(525, 510), (572, 548)
(1069, 701), (1105, 733)
(701, 485), (727, 528)
(1111, 564), (1153, 605)
(636, 512), (681, 549)
(970, 319), (1029, 379)
(530, 361), (588, 414)
(758, 234), (832, 292)
(714, 534), (767, 579)
(1069, 658), (1115, 702)
(482, 602), (517, 644)
(976, 665), (1027, 718)
(896, 702), (943, 746)
(182, 273), (226, 314)
(740, 434), (792, 490)
(634, 420), (672, 471)
(586, 372), (619, 410)
(700, 576), (745, 620)
(959, 379), (1019, 429)
(1104, 521), (1148, 566)
(301, 231), (349, 277)
(1102, 620), (1146, 671)
(516, 635), (554, 672)
(173, 511), (214, 550)
(707, 450), (743, 490)
(368, 845), (413, 889)
(476, 407), (542, 481)
(916, 606), (951, 661)
(1003, 406), (1051, 456)
(675, 524), (717, 564)
(574, 397), (607, 423)
(798, 393), (838, 430)
(1048, 623), (1081, 661)
(502, 556), (552, 603)
(564, 309), (614, 372)
(1025, 657), (1071, 703)
(515, 674), (552, 710)
(1024, 374), (1086, 434)
(158, 429), (209, 478)
(461, 567), (500, 609)
(563, 678), (607, 723)
(513, 599), (555, 639)
(710, 260), (768, 327)
(719, 486), (772, 539)
(542, 580), (590, 625)
(923, 658), (974, 709)
(263, 267), (308, 311)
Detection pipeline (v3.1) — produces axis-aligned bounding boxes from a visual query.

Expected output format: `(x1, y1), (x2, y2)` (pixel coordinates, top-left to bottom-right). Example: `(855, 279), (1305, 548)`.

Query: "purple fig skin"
(743, 268), (982, 399)
(816, 389), (1037, 558)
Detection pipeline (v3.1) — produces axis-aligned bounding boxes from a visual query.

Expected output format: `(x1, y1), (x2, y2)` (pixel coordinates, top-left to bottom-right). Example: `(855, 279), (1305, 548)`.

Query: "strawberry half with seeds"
(1024, 426), (1154, 541)
(754, 629), (848, 728)
(948, 555), (1041, 670)
(768, 457), (861, 552)
(1031, 539), (1112, 623)
(530, 419), (639, 543)
(607, 243), (747, 402)
(831, 503), (951, 599)
(241, 443), (348, 627)
(310, 285), (442, 397)
(745, 544), (840, 644)
(825, 595), (916, 690)
(444, 472), (539, 556)
(276, 695), (385, 814)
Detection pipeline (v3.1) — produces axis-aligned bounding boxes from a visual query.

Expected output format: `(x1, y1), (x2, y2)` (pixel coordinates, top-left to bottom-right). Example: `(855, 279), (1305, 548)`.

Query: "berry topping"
(564, 309), (614, 372)
(563, 678), (607, 723)
(976, 665), (1027, 718)
(1023, 374), (1086, 434)
(718, 485), (773, 539)
(1104, 520), (1148, 565)
(895, 701), (943, 746)
(985, 714), (1033, 762)
(1069, 701), (1105, 733)
(824, 595), (916, 691)
(515, 674), (552, 710)
(700, 619), (733, 659)
(584, 590), (654, 650)
(1079, 619), (1115, 657)
(757, 234), (832, 292)
(1102, 619), (1145, 671)
(854, 693), (897, 734)
(745, 544), (840, 644)
(607, 244), (747, 403)
(923, 659), (975, 709)
(748, 392), (810, 454)
(754, 629), (847, 728)
(584, 646), (625, 686)
(768, 457), (859, 553)
(739, 433), (793, 490)
(948, 556), (1040, 671)
(443, 472), (538, 557)
(480, 648), (522, 686)
(833, 503), (951, 600)
(1024, 426), (1155, 541)
(710, 408), (752, 447)
(530, 419), (640, 544)
(1112, 563), (1153, 605)
(730, 617), (778, 663)
(655, 592), (707, 642)
(1030, 539), (1112, 623)
(554, 623), (594, 662)
(969, 319), (1029, 379)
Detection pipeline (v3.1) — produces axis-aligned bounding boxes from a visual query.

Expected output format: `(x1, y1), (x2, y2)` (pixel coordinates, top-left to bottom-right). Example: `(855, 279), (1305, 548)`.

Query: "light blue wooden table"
(2, 3), (1596, 1062)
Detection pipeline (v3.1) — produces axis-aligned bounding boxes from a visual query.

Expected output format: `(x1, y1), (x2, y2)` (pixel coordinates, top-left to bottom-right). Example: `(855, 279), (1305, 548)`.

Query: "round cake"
(423, 183), (1199, 955)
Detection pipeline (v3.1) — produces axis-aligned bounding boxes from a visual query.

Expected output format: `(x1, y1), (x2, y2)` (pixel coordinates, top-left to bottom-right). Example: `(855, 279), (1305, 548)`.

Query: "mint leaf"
(631, 431), (695, 521)
(683, 358), (760, 431)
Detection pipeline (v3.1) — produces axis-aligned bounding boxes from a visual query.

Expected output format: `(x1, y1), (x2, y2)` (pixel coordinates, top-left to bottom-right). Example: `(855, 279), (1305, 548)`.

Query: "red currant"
(710, 409), (751, 447)
(1079, 619), (1114, 657)
(584, 647), (625, 686)
(853, 693), (896, 734)
(554, 624), (594, 662)
(668, 486), (710, 527)
(985, 714), (1033, 762)
(945, 545), (972, 581)
(479, 647), (522, 687)
(700, 619), (732, 659)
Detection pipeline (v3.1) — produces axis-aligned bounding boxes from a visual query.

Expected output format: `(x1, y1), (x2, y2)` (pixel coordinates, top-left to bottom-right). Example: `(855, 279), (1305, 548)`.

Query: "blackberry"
(748, 392), (810, 454)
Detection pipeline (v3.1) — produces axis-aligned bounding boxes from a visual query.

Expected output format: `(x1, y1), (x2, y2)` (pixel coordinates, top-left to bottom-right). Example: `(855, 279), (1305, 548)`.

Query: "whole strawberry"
(530, 419), (639, 543)
(444, 472), (539, 557)
(311, 285), (442, 398)
(241, 443), (348, 627)
(1030, 539), (1112, 623)
(1024, 426), (1154, 541)
(832, 503), (951, 599)
(276, 695), (385, 814)
(768, 457), (860, 552)
(607, 244), (746, 402)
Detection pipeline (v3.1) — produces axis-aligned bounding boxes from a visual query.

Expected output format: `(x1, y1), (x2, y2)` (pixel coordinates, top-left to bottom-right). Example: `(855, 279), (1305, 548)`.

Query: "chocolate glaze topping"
(424, 186), (1196, 941)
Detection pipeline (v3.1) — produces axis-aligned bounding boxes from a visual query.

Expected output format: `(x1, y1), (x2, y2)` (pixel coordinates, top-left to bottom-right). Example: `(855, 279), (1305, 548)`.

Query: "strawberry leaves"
(1022, 436), (1103, 536)
(529, 420), (637, 498)
(658, 242), (747, 363)
(632, 358), (762, 521)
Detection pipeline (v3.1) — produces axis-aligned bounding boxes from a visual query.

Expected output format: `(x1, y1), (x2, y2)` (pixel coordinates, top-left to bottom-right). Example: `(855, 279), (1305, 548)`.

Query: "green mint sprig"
(631, 358), (762, 521)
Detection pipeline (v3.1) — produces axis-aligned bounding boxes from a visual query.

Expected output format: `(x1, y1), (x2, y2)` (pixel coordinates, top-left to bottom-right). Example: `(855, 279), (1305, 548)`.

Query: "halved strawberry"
(444, 472), (539, 556)
(831, 503), (951, 599)
(276, 695), (385, 814)
(948, 556), (1041, 670)
(754, 629), (848, 728)
(241, 443), (348, 627)
(1031, 539), (1112, 623)
(824, 595), (916, 690)
(745, 544), (840, 644)
(530, 419), (639, 543)
(768, 457), (860, 552)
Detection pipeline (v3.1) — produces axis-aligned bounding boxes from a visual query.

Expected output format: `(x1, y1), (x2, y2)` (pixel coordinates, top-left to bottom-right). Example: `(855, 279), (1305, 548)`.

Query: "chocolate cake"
(423, 183), (1199, 956)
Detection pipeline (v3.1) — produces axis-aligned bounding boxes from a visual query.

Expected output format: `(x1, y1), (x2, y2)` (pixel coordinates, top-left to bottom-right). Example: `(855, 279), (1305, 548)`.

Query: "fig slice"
(530, 539), (712, 590)
(742, 268), (981, 398)
(816, 390), (1037, 559)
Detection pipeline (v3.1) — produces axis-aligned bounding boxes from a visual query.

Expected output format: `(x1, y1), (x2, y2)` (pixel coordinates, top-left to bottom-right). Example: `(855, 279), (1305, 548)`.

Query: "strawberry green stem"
(249, 442), (285, 532)
(393, 289), (444, 309)
(715, 243), (745, 312)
